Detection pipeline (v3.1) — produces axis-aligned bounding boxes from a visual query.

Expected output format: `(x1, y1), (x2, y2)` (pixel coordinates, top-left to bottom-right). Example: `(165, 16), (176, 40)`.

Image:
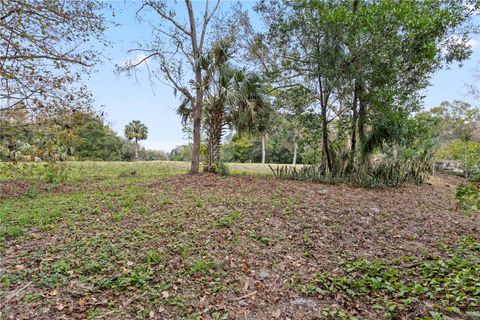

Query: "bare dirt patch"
(0, 180), (31, 200)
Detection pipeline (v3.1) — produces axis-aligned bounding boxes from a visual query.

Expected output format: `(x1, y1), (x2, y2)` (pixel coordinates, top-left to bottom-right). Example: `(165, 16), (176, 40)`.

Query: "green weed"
(189, 259), (218, 275)
(146, 249), (162, 264)
(298, 238), (480, 318)
(213, 209), (241, 228)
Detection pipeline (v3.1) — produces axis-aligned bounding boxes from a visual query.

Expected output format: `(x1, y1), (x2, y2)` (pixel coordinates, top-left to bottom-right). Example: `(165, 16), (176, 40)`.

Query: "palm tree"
(204, 42), (266, 172)
(124, 120), (148, 161)
(178, 38), (266, 173)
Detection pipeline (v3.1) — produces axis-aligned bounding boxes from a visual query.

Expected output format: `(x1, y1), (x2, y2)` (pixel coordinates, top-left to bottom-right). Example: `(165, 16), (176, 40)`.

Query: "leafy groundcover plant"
(456, 183), (480, 214)
(293, 238), (480, 319)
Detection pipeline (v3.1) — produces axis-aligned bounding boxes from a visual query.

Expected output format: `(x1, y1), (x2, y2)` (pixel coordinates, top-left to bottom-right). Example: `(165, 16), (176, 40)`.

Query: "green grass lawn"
(1, 161), (479, 319)
(0, 161), (277, 182)
(0, 161), (281, 241)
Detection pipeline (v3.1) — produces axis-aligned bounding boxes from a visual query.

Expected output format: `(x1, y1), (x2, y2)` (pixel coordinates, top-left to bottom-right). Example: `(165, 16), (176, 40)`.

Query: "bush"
(0, 162), (36, 179)
(41, 162), (71, 184)
(270, 152), (433, 188)
(0, 161), (71, 183)
(217, 162), (230, 176)
(436, 140), (480, 178)
(455, 183), (480, 214)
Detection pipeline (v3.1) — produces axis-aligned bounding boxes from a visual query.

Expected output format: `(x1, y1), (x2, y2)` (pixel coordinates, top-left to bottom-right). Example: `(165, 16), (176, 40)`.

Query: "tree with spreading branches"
(119, 0), (221, 174)
(257, 0), (475, 176)
(0, 0), (108, 114)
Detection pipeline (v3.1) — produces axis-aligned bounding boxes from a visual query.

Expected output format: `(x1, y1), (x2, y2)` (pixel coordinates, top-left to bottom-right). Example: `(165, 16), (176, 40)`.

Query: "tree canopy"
(0, 0), (108, 114)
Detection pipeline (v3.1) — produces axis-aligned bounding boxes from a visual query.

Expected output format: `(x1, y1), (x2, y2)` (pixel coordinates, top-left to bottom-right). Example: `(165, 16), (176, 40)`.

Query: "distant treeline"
(0, 109), (167, 162)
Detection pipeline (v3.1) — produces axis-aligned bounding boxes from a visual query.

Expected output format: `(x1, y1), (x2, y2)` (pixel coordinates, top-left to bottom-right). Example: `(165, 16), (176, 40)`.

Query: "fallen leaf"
(49, 289), (58, 296)
(272, 309), (281, 318)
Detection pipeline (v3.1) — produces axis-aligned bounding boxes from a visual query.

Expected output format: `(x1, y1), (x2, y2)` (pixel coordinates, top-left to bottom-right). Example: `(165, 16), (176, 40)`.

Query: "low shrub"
(0, 161), (71, 183)
(41, 162), (71, 183)
(269, 155), (433, 188)
(295, 238), (480, 319)
(456, 183), (480, 214)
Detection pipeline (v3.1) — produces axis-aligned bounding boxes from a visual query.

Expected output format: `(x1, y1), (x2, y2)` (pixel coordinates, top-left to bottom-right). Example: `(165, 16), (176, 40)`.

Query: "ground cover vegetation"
(1, 163), (479, 319)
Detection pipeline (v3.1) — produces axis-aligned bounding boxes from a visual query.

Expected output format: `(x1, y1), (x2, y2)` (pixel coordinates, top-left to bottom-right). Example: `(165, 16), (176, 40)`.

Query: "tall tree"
(431, 101), (480, 178)
(179, 38), (266, 172)
(119, 0), (220, 174)
(124, 120), (148, 161)
(254, 102), (272, 164)
(0, 0), (107, 113)
(274, 87), (313, 166)
(66, 113), (123, 161)
(257, 0), (474, 175)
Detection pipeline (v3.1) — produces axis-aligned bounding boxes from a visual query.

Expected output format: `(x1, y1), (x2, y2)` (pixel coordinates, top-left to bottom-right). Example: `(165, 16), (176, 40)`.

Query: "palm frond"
(177, 97), (193, 125)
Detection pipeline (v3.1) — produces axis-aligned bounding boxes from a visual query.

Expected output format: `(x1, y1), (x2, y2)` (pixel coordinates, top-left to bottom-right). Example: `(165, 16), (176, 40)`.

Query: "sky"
(86, 1), (480, 153)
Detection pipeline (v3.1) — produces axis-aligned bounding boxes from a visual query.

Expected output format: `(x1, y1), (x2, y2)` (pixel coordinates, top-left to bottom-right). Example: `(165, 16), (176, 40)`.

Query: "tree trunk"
(191, 109), (201, 173)
(464, 142), (469, 179)
(318, 77), (332, 173)
(261, 132), (267, 164)
(292, 129), (298, 166)
(186, 0), (203, 175)
(190, 62), (203, 174)
(292, 142), (298, 166)
(347, 83), (359, 172)
(204, 102), (223, 173)
(358, 88), (367, 164)
(321, 109), (331, 173)
(11, 149), (17, 164)
(134, 138), (139, 161)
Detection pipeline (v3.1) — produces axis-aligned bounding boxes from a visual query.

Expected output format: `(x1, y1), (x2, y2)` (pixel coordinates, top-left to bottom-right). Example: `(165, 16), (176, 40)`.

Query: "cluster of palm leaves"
(270, 148), (433, 187)
(124, 120), (148, 161)
(354, 151), (433, 187)
(177, 38), (266, 173)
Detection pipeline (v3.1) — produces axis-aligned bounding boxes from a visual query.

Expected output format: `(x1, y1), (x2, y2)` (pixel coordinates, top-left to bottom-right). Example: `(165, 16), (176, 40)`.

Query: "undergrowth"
(294, 237), (480, 319)
(456, 183), (480, 214)
(270, 159), (432, 187)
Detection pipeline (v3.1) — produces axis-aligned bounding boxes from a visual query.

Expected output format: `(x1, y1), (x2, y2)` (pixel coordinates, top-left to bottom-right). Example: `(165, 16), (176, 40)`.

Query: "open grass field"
(1, 161), (479, 319)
